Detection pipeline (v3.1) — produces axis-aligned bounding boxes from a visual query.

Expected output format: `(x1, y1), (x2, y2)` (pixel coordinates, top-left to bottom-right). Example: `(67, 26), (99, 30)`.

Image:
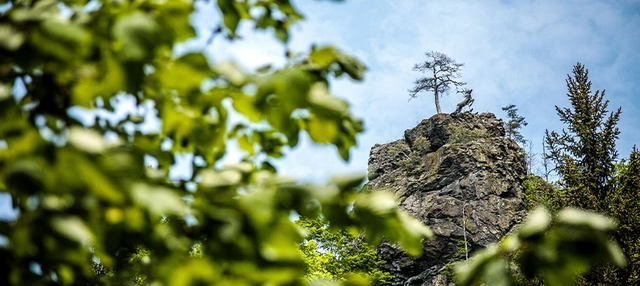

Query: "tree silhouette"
(409, 51), (466, 114)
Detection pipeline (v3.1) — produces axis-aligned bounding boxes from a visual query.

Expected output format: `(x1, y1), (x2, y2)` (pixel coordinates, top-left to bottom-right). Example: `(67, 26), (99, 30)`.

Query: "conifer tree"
(544, 63), (640, 286)
(502, 104), (528, 146)
(545, 63), (621, 211)
(607, 148), (640, 284)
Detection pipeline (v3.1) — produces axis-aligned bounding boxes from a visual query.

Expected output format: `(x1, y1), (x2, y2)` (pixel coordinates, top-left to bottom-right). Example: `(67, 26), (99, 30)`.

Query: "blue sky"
(1, 0), (639, 219)
(188, 0), (640, 182)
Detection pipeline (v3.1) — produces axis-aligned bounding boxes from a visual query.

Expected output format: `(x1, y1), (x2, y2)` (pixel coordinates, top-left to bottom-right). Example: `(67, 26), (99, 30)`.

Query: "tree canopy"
(0, 1), (432, 285)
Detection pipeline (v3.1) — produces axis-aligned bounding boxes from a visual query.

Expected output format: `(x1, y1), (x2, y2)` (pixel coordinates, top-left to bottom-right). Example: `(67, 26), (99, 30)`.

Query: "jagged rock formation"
(368, 112), (527, 285)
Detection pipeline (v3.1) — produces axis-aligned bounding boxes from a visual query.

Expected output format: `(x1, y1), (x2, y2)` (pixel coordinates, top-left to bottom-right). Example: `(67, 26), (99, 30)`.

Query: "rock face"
(368, 112), (527, 285)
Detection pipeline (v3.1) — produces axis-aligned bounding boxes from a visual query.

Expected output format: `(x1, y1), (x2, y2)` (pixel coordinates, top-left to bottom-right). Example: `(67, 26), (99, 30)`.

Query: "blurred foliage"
(0, 0), (431, 285)
(297, 217), (393, 285)
(455, 207), (626, 286)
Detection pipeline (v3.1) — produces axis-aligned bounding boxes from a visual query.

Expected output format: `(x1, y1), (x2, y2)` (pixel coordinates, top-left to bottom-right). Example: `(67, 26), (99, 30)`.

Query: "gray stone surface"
(367, 112), (526, 286)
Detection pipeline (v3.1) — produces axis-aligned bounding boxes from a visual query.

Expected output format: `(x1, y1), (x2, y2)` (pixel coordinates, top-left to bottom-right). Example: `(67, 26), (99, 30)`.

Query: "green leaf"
(157, 0), (196, 42)
(0, 24), (25, 50)
(199, 169), (242, 189)
(10, 0), (59, 22)
(214, 61), (247, 86)
(218, 0), (241, 35)
(397, 211), (433, 255)
(307, 114), (338, 143)
(159, 53), (211, 93)
(329, 174), (365, 191)
(132, 183), (186, 218)
(605, 240), (627, 267)
(112, 12), (160, 61)
(51, 216), (94, 244)
(68, 152), (125, 203)
(169, 259), (219, 286)
(336, 52), (366, 81)
(309, 46), (338, 69)
(30, 20), (92, 61)
(455, 246), (501, 286)
(261, 217), (304, 261)
(556, 207), (617, 231)
(518, 206), (551, 239)
(72, 55), (127, 107)
(68, 127), (108, 154)
(238, 134), (255, 155)
(0, 82), (11, 100)
(308, 83), (349, 118)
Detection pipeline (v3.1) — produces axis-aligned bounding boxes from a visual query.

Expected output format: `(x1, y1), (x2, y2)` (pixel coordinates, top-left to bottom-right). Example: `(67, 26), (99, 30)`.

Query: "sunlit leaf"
(397, 211), (433, 255)
(169, 259), (219, 286)
(238, 134), (255, 155)
(132, 183), (186, 218)
(556, 207), (617, 231)
(518, 206), (551, 239)
(0, 24), (25, 50)
(215, 61), (247, 86)
(199, 169), (242, 188)
(307, 114), (338, 143)
(159, 53), (211, 93)
(310, 46), (338, 69)
(68, 127), (108, 153)
(51, 216), (94, 244)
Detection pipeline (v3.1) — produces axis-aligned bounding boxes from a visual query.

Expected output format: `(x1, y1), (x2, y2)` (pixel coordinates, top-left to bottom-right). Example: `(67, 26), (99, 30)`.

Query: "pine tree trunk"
(434, 90), (442, 114)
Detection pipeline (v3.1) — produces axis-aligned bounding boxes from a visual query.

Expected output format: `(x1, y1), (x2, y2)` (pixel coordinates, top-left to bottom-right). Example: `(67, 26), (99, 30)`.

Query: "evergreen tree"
(607, 148), (640, 284)
(544, 63), (621, 211)
(502, 104), (528, 146)
(544, 63), (640, 285)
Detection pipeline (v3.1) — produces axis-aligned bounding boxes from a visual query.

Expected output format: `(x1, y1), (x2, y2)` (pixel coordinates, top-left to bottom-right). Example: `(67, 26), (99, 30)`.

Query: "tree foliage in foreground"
(0, 1), (628, 285)
(297, 217), (393, 285)
(0, 1), (433, 285)
(455, 207), (626, 286)
(409, 51), (466, 114)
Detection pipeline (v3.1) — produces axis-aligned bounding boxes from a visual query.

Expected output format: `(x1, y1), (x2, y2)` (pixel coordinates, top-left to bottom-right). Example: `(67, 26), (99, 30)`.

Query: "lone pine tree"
(409, 51), (466, 114)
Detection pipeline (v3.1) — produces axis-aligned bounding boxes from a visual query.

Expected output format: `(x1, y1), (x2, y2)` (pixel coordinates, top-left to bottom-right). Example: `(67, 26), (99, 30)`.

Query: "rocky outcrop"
(368, 112), (527, 286)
